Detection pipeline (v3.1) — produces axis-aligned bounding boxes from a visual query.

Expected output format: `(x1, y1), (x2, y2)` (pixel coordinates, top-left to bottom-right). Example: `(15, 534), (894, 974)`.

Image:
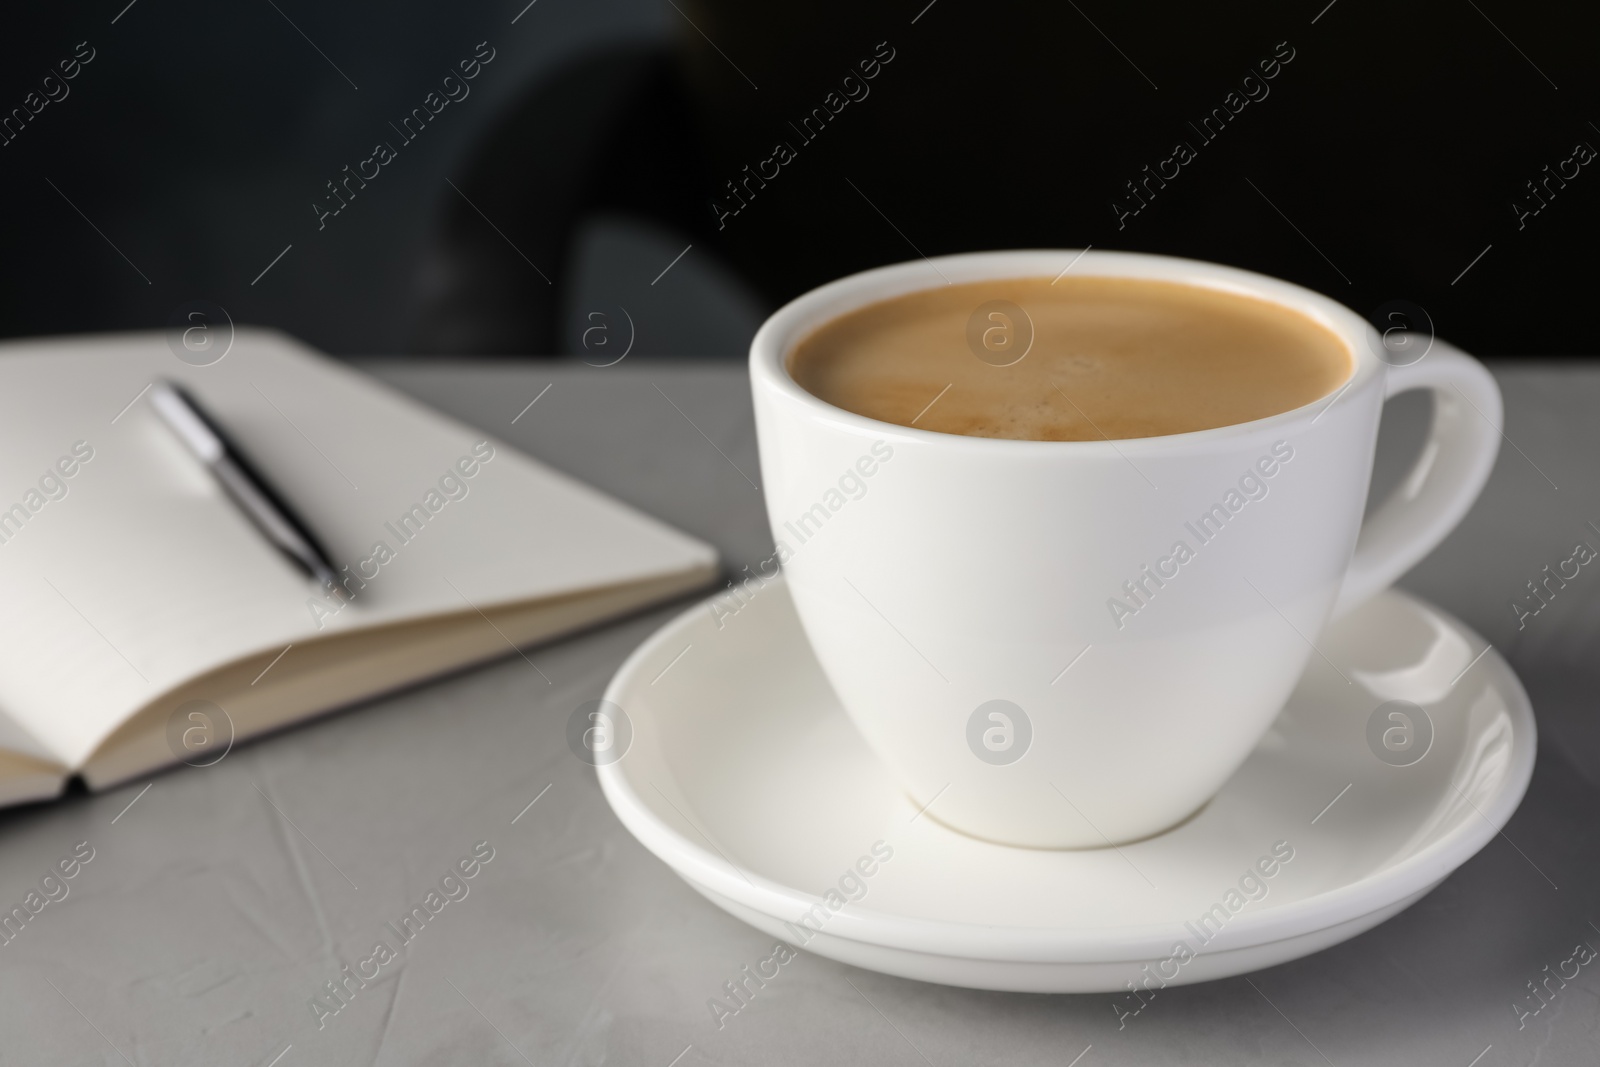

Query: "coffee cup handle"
(1332, 338), (1502, 619)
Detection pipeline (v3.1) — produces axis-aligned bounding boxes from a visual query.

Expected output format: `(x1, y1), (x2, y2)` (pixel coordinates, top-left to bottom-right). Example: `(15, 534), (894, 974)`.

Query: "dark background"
(1, 0), (1594, 360)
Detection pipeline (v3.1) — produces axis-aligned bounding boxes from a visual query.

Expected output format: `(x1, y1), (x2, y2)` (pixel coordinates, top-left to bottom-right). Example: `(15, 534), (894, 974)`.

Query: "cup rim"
(749, 249), (1382, 453)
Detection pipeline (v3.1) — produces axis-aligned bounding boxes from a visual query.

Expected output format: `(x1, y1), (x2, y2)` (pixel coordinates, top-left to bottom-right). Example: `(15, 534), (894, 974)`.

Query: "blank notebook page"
(0, 330), (716, 770)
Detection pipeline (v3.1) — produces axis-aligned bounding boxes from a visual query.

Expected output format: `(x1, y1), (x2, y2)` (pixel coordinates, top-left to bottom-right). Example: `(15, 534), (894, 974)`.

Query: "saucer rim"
(597, 579), (1536, 964)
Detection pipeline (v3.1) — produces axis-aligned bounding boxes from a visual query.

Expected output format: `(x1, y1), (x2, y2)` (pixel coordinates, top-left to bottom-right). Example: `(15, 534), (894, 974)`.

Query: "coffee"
(788, 276), (1352, 441)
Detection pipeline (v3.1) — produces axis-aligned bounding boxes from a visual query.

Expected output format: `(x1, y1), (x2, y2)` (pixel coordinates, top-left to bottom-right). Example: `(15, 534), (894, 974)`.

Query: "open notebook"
(0, 329), (718, 806)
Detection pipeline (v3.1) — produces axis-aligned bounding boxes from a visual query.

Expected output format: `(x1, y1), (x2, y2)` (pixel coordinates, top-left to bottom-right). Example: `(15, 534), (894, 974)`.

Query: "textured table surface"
(1, 359), (1596, 1067)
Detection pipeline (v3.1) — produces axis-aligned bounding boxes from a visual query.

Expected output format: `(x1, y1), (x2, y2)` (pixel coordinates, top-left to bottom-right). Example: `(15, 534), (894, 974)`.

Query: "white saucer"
(597, 575), (1534, 993)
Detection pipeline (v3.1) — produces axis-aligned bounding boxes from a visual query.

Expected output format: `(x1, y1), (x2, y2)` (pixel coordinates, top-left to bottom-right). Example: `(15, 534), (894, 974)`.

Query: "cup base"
(907, 789), (1216, 851)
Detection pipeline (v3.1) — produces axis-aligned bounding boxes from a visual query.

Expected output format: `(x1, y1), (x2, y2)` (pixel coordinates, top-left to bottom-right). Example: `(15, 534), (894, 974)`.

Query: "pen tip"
(318, 570), (351, 603)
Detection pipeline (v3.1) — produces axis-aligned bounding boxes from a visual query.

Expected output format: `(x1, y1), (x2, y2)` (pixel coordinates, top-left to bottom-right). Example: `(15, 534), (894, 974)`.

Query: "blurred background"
(1, 0), (1594, 361)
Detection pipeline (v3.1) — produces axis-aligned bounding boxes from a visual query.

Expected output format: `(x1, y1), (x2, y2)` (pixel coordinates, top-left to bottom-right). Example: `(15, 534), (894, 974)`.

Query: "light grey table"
(2, 360), (1596, 1066)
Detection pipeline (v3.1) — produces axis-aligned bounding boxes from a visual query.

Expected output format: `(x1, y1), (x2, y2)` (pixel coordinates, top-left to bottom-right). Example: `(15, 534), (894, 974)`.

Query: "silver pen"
(149, 380), (345, 599)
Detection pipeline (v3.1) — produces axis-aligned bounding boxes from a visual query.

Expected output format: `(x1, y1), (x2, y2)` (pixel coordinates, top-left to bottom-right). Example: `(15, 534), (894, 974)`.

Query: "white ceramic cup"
(749, 250), (1501, 848)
